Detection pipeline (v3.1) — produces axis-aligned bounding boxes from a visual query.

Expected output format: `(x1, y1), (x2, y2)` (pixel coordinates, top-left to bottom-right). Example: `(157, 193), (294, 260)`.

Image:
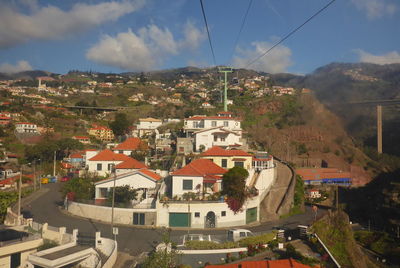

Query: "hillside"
(297, 63), (400, 156)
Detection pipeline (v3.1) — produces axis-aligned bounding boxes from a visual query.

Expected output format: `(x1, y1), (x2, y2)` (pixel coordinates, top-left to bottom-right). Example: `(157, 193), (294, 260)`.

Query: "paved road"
(22, 183), (324, 263)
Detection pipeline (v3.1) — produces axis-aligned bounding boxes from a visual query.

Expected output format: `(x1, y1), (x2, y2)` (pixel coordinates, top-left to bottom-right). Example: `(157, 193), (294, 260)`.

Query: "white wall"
(195, 130), (242, 151)
(172, 175), (203, 197)
(87, 160), (122, 176)
(156, 201), (247, 228)
(139, 120), (162, 130)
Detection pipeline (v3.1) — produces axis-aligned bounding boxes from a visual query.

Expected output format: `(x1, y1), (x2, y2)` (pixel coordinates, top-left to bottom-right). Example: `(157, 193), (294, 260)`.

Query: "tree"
(109, 113), (130, 138)
(221, 167), (249, 213)
(107, 185), (137, 205)
(130, 141), (149, 161)
(61, 176), (97, 201)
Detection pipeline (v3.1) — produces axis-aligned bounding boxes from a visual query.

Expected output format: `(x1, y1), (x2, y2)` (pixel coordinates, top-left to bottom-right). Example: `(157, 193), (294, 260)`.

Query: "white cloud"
(0, 60), (33, 73)
(351, 0), (397, 19)
(0, 0), (144, 48)
(356, 49), (400, 65)
(180, 21), (206, 50)
(232, 41), (293, 73)
(86, 22), (206, 71)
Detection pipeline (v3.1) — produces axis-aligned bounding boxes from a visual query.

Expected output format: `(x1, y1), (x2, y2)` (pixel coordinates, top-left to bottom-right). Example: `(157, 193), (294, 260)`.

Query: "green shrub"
(184, 240), (237, 250)
(38, 239), (58, 251)
(238, 232), (276, 247)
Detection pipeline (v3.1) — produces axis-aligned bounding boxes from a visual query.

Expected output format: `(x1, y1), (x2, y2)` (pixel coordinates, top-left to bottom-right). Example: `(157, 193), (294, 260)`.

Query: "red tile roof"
(205, 259), (312, 268)
(89, 149), (131, 161)
(73, 136), (89, 139)
(70, 153), (83, 159)
(139, 168), (161, 181)
(172, 159), (227, 177)
(115, 158), (147, 169)
(186, 116), (239, 120)
(113, 137), (147, 150)
(201, 146), (252, 157)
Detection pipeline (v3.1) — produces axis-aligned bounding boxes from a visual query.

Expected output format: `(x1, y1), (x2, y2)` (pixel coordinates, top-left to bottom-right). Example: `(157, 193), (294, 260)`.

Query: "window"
(240, 232), (246, 237)
(107, 163), (113, 171)
(221, 159), (227, 168)
(221, 211), (226, 217)
(211, 121), (217, 127)
(195, 212), (200, 217)
(223, 121), (229, 127)
(97, 163), (102, 171)
(183, 180), (193, 190)
(221, 137), (225, 142)
(119, 150), (123, 154)
(214, 136), (217, 142)
(234, 161), (244, 168)
(133, 213), (145, 225)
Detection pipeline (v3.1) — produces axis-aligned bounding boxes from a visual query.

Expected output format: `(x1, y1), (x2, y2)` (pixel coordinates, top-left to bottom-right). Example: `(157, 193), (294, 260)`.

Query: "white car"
(227, 229), (254, 242)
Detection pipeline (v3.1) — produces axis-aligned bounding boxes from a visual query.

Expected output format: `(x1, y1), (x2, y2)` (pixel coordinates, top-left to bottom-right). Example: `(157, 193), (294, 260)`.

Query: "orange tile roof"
(115, 158), (147, 169)
(186, 116), (240, 120)
(139, 168), (161, 181)
(114, 137), (147, 150)
(202, 146), (252, 157)
(89, 149), (131, 161)
(73, 136), (89, 139)
(172, 159), (227, 177)
(205, 259), (312, 268)
(70, 153), (83, 159)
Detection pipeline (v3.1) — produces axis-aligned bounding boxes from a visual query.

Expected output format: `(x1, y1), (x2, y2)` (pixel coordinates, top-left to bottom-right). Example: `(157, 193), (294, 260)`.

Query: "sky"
(0, 0), (399, 75)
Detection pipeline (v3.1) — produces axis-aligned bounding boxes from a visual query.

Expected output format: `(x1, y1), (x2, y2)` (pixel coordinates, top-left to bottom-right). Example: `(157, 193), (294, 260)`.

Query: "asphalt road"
(22, 182), (324, 259)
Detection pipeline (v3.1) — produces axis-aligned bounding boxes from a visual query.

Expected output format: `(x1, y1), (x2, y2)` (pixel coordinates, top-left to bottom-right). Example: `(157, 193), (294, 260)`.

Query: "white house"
(94, 169), (161, 204)
(112, 137), (148, 156)
(194, 127), (242, 152)
(136, 118), (162, 137)
(183, 112), (242, 137)
(86, 149), (147, 176)
(171, 159), (227, 197)
(15, 122), (38, 133)
(252, 152), (275, 171)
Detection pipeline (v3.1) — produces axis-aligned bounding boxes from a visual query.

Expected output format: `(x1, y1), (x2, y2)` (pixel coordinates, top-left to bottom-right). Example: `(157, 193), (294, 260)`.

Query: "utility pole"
(33, 160), (36, 192)
(18, 165), (22, 224)
(111, 164), (116, 239)
(218, 67), (233, 112)
(377, 105), (383, 154)
(53, 151), (56, 177)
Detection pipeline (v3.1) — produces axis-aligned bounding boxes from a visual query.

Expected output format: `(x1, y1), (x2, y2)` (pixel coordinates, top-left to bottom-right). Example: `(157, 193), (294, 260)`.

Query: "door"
(169, 213), (191, 227)
(133, 213), (145, 225)
(246, 207), (257, 224)
(205, 211), (216, 228)
(10, 252), (21, 268)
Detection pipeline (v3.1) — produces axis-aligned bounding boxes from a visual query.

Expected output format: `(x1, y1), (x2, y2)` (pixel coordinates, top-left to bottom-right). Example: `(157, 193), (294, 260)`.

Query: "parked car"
(49, 177), (57, 183)
(61, 176), (70, 182)
(227, 229), (254, 242)
(41, 177), (49, 184)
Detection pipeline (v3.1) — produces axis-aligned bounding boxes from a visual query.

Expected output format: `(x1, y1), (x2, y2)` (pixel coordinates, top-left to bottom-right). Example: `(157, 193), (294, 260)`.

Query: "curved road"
(22, 183), (323, 258)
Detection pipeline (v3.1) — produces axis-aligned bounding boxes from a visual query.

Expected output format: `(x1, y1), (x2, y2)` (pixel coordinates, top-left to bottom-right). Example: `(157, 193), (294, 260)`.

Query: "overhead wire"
(228, 0), (253, 65)
(199, 0), (217, 66)
(244, 0), (336, 69)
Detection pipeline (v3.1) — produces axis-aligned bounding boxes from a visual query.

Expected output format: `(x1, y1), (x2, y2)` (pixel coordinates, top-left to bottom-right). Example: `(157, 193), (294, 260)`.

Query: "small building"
(307, 189), (321, 199)
(171, 159), (227, 197)
(136, 118), (162, 138)
(94, 169), (161, 205)
(296, 168), (352, 186)
(15, 122), (38, 133)
(86, 149), (133, 176)
(176, 137), (194, 155)
(87, 125), (114, 142)
(112, 137), (148, 156)
(252, 152), (274, 171)
(72, 136), (90, 144)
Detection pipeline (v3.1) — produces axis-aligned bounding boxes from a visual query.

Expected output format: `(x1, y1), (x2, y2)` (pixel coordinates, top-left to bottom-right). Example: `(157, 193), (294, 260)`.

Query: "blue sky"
(0, 0), (399, 75)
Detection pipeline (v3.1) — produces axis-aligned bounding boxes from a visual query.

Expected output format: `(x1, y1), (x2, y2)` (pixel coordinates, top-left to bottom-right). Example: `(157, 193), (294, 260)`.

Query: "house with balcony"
(171, 159), (227, 197)
(194, 127), (243, 152)
(72, 135), (90, 144)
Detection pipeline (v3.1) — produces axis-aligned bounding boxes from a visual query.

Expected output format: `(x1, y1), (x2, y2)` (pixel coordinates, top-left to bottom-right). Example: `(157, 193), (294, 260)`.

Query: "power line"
(244, 0), (336, 69)
(228, 0), (253, 64)
(199, 0), (217, 66)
